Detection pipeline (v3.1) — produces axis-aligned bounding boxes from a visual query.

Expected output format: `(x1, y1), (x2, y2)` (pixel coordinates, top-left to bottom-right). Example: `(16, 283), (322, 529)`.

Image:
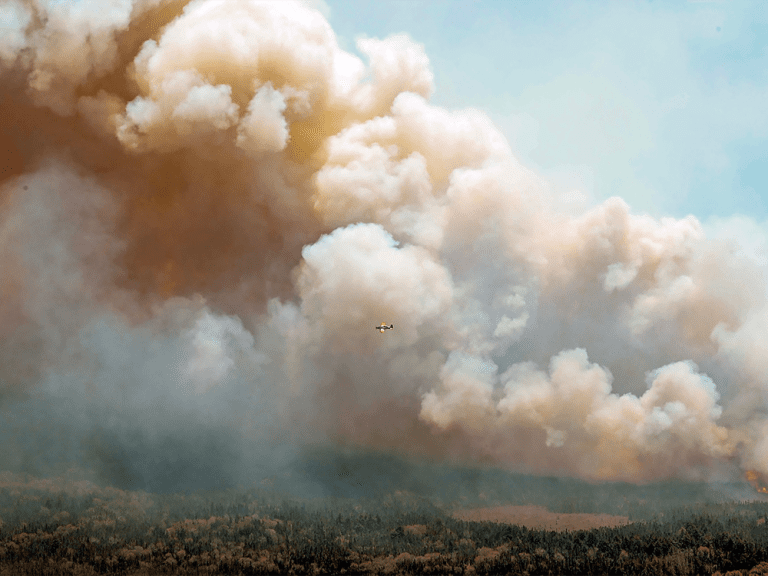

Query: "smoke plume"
(1, 0), (767, 491)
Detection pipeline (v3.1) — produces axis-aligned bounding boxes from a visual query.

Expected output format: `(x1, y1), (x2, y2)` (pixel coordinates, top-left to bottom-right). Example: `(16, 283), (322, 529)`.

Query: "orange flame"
(746, 470), (768, 494)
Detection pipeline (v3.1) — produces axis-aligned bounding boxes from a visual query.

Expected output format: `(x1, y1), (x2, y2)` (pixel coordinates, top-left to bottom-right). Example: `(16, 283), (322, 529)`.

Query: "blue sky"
(322, 0), (768, 226)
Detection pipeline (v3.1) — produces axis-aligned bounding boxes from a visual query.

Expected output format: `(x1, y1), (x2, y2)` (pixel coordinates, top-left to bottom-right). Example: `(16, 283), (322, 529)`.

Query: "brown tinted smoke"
(1, 0), (766, 491)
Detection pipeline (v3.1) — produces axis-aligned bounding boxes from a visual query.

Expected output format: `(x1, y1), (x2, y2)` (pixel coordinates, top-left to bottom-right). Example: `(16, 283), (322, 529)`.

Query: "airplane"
(375, 323), (394, 333)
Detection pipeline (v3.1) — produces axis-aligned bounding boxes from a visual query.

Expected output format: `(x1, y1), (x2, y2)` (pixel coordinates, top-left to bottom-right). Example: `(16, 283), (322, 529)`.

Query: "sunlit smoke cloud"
(423, 350), (733, 481)
(1, 0), (768, 491)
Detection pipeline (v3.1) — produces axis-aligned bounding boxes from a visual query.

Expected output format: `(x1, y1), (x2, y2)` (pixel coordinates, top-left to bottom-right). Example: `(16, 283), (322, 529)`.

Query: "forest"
(2, 466), (768, 575)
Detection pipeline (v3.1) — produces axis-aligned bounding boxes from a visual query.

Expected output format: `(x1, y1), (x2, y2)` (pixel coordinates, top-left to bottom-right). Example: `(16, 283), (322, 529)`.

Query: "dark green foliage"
(2, 481), (768, 575)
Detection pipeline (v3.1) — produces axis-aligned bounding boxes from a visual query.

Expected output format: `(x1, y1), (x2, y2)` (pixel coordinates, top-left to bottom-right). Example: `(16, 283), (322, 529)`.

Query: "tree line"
(2, 482), (768, 574)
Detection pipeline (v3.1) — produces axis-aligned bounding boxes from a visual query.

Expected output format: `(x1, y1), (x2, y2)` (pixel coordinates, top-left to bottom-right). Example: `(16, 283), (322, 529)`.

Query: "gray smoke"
(1, 0), (766, 491)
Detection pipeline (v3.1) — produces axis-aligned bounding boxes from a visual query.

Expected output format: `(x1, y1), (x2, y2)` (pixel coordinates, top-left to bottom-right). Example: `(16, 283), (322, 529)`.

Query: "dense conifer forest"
(3, 464), (768, 575)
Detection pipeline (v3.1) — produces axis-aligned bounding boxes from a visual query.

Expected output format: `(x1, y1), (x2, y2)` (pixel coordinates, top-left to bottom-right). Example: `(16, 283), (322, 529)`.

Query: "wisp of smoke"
(1, 0), (766, 491)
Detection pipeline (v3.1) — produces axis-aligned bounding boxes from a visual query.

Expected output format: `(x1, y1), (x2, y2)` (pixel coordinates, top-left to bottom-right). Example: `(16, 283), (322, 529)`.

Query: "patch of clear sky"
(326, 0), (768, 222)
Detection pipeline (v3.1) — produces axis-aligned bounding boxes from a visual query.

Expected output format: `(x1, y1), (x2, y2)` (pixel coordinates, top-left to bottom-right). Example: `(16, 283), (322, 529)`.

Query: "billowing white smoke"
(423, 350), (732, 480)
(0, 0), (766, 489)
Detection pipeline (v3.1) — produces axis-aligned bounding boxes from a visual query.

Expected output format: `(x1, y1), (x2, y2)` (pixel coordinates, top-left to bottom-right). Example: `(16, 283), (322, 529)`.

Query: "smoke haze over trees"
(2, 469), (768, 575)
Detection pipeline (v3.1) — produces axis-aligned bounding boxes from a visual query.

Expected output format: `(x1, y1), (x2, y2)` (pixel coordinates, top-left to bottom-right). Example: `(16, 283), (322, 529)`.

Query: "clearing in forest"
(451, 504), (631, 532)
